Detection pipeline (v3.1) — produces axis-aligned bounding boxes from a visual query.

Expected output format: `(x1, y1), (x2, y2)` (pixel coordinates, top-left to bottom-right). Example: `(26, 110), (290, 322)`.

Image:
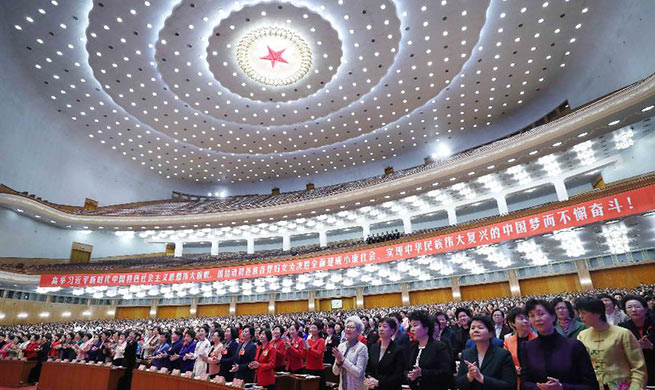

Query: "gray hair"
(345, 315), (364, 334)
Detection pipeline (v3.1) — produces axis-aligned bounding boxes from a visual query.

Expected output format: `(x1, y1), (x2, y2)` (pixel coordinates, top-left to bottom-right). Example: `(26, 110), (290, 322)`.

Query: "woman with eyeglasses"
(619, 294), (655, 387)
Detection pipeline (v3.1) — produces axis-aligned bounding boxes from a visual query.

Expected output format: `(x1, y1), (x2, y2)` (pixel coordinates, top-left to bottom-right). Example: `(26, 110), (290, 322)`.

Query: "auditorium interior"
(1, 1), (655, 390)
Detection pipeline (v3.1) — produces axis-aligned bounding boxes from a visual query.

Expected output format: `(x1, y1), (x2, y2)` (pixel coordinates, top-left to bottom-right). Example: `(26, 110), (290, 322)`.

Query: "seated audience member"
(284, 323), (306, 374)
(324, 322), (341, 366)
(231, 324), (257, 383)
(492, 309), (512, 340)
(151, 333), (170, 370)
(456, 315), (516, 390)
(576, 298), (647, 390)
(332, 316), (369, 390)
(219, 326), (239, 382)
(620, 294), (655, 387)
(365, 317), (405, 390)
(598, 294), (630, 326)
(454, 308), (473, 357)
(520, 299), (598, 390)
(304, 321), (326, 389)
(405, 310), (452, 390)
(206, 329), (224, 378)
(250, 329), (276, 390)
(167, 330), (184, 371)
(179, 329), (197, 374)
(271, 324), (287, 371)
(503, 307), (537, 387)
(191, 327), (211, 377)
(552, 297), (587, 339)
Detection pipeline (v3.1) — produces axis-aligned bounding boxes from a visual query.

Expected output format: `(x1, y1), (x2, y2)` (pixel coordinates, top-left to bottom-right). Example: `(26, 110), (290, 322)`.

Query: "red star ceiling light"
(260, 46), (288, 68)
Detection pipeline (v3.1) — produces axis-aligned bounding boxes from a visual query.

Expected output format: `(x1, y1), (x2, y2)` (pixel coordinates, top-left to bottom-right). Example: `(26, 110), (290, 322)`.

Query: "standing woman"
(520, 299), (599, 390)
(332, 316), (369, 390)
(503, 307), (536, 388)
(599, 294), (630, 326)
(284, 323), (306, 374)
(305, 321), (327, 390)
(112, 333), (127, 367)
(271, 325), (286, 372)
(364, 317), (405, 390)
(231, 324), (257, 384)
(576, 298), (646, 390)
(620, 295), (655, 387)
(219, 327), (239, 382)
(455, 315), (516, 390)
(250, 329), (277, 390)
(206, 329), (224, 379)
(552, 298), (587, 339)
(192, 327), (211, 377)
(324, 323), (340, 366)
(405, 310), (452, 390)
(179, 329), (197, 374)
(151, 333), (170, 370)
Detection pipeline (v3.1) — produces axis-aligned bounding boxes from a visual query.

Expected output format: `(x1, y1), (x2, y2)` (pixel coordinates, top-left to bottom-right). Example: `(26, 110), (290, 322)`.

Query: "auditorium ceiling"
(2, 0), (617, 185)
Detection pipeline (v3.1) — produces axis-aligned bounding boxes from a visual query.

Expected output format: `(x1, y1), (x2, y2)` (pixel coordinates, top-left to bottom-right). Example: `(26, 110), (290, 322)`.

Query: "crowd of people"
(365, 230), (404, 245)
(1, 285), (655, 390)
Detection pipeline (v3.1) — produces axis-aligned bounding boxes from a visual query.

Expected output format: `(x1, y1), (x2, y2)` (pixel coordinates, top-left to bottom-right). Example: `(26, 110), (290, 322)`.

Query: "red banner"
(39, 184), (655, 287)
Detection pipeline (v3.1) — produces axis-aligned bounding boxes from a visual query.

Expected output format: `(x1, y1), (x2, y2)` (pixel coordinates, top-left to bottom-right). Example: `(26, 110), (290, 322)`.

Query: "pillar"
(507, 269), (521, 297)
(553, 178), (569, 201)
(356, 287), (364, 309)
(401, 283), (410, 306)
(282, 235), (291, 251)
(174, 241), (183, 257)
(210, 241), (219, 256)
(190, 298), (198, 317)
(447, 207), (458, 226)
(107, 300), (117, 319)
(362, 224), (371, 239)
(495, 195), (509, 215)
(451, 277), (462, 302)
(229, 296), (237, 316)
(149, 299), (158, 318)
(247, 238), (255, 254)
(308, 291), (317, 311)
(319, 231), (328, 247)
(268, 294), (276, 314)
(402, 217), (413, 234)
(575, 259), (594, 291)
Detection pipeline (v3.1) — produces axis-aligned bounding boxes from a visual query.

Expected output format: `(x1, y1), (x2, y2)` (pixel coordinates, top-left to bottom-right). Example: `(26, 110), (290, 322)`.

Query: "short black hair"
(389, 312), (402, 324)
(311, 321), (324, 330)
(242, 324), (255, 340)
(469, 315), (495, 333)
(186, 329), (196, 339)
(273, 324), (285, 334)
(214, 328), (225, 342)
(381, 317), (398, 332)
(575, 297), (607, 322)
(227, 326), (239, 341)
(551, 297), (575, 319)
(173, 329), (184, 338)
(455, 307), (472, 320)
(597, 294), (619, 308)
(506, 307), (527, 325)
(525, 298), (556, 317)
(622, 294), (648, 311)
(408, 310), (434, 339)
(260, 328), (272, 342)
(491, 309), (504, 317)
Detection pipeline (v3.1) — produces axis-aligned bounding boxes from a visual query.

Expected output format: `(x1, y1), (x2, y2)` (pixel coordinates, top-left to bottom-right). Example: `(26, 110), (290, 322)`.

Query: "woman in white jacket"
(191, 328), (211, 377)
(332, 316), (369, 390)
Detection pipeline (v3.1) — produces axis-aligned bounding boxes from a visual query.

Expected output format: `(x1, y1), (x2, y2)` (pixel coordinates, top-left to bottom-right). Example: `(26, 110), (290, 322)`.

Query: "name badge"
(221, 349), (227, 355)
(239, 349), (245, 356)
(262, 350), (268, 357)
(294, 343), (298, 349)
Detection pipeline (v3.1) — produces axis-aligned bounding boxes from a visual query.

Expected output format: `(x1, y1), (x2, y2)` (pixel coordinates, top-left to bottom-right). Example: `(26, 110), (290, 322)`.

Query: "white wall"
(602, 132), (655, 183)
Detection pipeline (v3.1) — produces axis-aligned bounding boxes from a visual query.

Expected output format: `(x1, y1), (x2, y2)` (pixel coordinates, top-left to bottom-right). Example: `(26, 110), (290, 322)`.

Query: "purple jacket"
(179, 341), (196, 373)
(520, 332), (598, 390)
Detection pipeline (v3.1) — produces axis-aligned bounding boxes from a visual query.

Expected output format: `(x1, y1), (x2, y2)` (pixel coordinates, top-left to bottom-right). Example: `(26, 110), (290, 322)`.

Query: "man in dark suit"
(29, 333), (51, 384)
(492, 309), (512, 341)
(231, 324), (257, 383)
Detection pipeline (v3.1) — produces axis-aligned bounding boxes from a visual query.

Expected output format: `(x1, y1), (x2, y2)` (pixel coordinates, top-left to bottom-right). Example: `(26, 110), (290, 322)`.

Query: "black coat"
(219, 339), (239, 379)
(324, 334), (341, 365)
(453, 326), (471, 357)
(167, 339), (183, 370)
(455, 344), (516, 390)
(366, 340), (405, 390)
(620, 318), (655, 386)
(393, 331), (411, 355)
(234, 341), (257, 383)
(404, 340), (453, 390)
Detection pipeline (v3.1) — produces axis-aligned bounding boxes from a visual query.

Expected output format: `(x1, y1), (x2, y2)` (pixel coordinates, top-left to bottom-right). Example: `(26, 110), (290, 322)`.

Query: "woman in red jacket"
(250, 329), (277, 390)
(284, 323), (305, 374)
(304, 321), (326, 390)
(272, 325), (287, 372)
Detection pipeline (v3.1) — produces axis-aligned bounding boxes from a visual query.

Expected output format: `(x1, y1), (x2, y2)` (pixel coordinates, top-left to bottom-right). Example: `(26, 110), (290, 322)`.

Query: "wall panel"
(363, 293), (402, 309)
(276, 300), (308, 314)
(519, 274), (581, 296)
(0, 299), (114, 326)
(591, 263), (655, 289)
(157, 305), (190, 319)
(197, 304), (229, 318)
(460, 282), (511, 301)
(116, 306), (150, 320)
(409, 288), (452, 305)
(236, 302), (268, 316)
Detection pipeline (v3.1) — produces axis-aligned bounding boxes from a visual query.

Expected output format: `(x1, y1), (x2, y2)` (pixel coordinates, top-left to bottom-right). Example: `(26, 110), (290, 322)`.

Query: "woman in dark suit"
(364, 317), (405, 390)
(455, 315), (516, 390)
(405, 310), (453, 390)
(219, 326), (239, 382)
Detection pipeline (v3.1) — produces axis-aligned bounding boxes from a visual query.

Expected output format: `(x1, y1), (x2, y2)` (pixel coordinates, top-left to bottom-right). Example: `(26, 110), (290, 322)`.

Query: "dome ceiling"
(4, 0), (588, 184)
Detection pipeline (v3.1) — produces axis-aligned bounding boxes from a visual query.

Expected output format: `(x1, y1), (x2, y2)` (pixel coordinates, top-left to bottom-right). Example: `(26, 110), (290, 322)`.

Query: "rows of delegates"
(1, 286), (654, 390)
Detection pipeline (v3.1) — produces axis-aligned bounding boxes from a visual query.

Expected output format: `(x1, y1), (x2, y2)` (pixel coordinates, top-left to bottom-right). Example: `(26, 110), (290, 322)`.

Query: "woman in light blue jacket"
(332, 316), (369, 390)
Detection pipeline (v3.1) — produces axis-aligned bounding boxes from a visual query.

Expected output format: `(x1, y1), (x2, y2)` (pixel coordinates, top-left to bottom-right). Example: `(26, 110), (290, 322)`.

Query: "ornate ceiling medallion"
(236, 26), (312, 87)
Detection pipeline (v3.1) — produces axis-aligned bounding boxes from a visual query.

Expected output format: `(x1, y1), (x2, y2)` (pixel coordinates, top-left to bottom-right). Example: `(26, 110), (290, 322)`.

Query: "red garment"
(254, 343), (277, 386)
(272, 338), (286, 368)
(284, 336), (305, 372)
(49, 340), (61, 357)
(24, 342), (39, 360)
(357, 334), (367, 345)
(305, 337), (325, 371)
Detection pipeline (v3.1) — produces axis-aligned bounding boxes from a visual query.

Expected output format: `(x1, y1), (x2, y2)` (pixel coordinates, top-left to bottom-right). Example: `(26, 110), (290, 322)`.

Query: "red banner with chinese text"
(39, 184), (655, 287)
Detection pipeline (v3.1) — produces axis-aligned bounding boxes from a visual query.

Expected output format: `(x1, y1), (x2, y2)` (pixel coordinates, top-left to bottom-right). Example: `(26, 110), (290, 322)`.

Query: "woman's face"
(492, 312), (504, 325)
(410, 320), (427, 340)
(601, 298), (615, 313)
(259, 332), (268, 345)
(344, 322), (359, 341)
(554, 302), (570, 321)
(378, 321), (394, 340)
(437, 315), (448, 332)
(578, 310), (602, 328)
(326, 327), (334, 335)
(158, 334), (166, 344)
(119, 334), (126, 342)
(310, 325), (319, 336)
(529, 305), (555, 335)
(289, 325), (297, 338)
(242, 328), (251, 342)
(457, 312), (470, 327)
(184, 334), (192, 344)
(512, 314), (532, 334)
(334, 324), (342, 334)
(625, 299), (647, 322)
(272, 327), (281, 339)
(197, 328), (206, 340)
(470, 320), (491, 342)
